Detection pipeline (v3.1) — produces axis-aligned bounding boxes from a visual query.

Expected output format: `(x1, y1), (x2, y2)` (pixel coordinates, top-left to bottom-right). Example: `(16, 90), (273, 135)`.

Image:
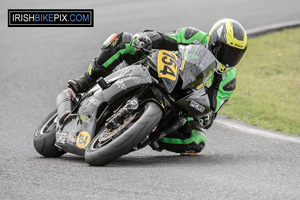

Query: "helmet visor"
(211, 41), (246, 67)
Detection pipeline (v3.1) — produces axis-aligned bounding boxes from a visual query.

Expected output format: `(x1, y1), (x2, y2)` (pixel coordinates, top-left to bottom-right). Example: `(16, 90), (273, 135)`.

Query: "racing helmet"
(207, 19), (247, 72)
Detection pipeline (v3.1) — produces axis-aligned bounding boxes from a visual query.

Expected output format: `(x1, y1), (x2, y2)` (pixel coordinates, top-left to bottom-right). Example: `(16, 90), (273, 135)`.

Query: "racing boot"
(158, 118), (206, 156)
(68, 72), (95, 93)
(68, 59), (111, 93)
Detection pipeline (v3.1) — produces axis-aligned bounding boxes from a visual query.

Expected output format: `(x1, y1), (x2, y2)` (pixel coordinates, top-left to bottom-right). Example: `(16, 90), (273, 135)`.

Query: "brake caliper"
(105, 98), (139, 130)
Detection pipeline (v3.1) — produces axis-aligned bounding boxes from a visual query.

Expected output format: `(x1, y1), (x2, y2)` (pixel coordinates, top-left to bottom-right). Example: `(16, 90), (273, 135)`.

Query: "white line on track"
(215, 118), (300, 144)
(213, 22), (300, 144)
(247, 19), (300, 37)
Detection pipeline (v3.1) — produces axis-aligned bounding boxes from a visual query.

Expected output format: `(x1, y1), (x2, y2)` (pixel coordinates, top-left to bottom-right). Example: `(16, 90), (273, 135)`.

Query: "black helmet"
(207, 19), (247, 72)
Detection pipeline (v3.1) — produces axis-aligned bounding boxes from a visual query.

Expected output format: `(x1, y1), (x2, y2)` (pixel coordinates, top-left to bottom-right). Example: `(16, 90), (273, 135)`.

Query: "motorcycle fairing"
(148, 46), (217, 93)
(178, 45), (217, 90)
(176, 86), (211, 117)
(148, 50), (181, 93)
(55, 65), (152, 155)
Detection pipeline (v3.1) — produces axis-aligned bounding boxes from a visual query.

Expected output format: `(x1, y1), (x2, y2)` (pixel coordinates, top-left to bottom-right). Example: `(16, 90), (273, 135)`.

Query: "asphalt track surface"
(1, 0), (300, 199)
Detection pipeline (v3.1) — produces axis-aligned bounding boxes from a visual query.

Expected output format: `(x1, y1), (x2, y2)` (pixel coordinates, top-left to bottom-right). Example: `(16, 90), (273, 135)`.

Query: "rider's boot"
(68, 73), (95, 93)
(180, 142), (205, 156)
(68, 59), (110, 93)
(157, 119), (206, 156)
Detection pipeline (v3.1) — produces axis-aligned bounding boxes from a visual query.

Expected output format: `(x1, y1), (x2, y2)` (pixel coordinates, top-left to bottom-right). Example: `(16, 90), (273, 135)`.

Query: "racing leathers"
(69, 27), (237, 154)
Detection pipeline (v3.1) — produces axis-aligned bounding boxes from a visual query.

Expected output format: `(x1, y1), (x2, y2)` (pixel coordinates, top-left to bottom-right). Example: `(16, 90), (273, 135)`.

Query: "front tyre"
(34, 109), (66, 157)
(84, 102), (162, 166)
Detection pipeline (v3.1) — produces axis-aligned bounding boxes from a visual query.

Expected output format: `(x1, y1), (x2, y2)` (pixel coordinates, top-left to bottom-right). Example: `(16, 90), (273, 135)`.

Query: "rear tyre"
(84, 102), (162, 166)
(34, 109), (66, 157)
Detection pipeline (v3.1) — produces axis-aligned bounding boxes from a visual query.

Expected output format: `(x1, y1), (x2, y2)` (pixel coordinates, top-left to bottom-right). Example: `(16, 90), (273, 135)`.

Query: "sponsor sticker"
(80, 115), (91, 123)
(66, 133), (76, 145)
(115, 80), (127, 90)
(90, 97), (100, 106)
(56, 132), (68, 144)
(190, 100), (205, 113)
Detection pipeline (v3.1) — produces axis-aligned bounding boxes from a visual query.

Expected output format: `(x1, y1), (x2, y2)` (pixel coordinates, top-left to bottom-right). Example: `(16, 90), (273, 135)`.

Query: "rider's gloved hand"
(130, 32), (152, 52)
(196, 111), (216, 129)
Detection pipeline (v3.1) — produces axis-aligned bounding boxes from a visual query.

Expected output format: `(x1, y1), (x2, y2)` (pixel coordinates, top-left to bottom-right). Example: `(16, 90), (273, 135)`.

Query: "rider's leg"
(68, 32), (140, 93)
(158, 117), (206, 155)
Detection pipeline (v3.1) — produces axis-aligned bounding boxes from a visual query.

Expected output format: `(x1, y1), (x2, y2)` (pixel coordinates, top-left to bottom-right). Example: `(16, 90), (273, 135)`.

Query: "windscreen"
(178, 45), (217, 89)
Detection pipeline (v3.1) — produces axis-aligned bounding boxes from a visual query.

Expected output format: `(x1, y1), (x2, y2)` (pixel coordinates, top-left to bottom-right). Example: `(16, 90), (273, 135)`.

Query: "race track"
(1, 0), (300, 199)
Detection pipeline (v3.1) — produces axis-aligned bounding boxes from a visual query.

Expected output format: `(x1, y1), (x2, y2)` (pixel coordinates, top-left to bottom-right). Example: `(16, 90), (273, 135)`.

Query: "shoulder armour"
(122, 32), (133, 43)
(185, 27), (200, 40)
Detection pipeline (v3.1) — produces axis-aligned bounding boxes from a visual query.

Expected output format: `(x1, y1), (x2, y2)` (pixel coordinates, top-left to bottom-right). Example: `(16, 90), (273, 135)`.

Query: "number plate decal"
(76, 131), (91, 149)
(157, 50), (178, 81)
(56, 132), (68, 144)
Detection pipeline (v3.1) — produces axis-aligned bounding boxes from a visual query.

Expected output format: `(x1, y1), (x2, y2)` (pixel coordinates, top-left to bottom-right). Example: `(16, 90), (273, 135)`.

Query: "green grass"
(219, 27), (300, 135)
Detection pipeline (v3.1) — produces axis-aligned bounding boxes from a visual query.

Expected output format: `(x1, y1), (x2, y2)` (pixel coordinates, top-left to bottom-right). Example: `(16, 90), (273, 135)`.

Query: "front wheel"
(84, 102), (162, 166)
(34, 109), (66, 157)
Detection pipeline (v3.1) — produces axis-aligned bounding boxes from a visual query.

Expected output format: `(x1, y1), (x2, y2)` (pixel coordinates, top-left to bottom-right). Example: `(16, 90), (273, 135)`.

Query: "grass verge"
(219, 27), (300, 136)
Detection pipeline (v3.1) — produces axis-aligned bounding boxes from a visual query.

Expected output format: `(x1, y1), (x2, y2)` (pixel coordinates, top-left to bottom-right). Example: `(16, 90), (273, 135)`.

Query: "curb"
(246, 19), (300, 38)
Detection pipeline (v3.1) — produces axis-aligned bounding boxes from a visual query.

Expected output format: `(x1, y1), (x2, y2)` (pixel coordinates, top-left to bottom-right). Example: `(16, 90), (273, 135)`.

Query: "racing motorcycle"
(34, 44), (216, 166)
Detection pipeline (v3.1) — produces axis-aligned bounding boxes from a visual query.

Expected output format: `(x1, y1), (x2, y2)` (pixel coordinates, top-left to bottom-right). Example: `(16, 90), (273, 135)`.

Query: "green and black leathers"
(69, 27), (237, 154)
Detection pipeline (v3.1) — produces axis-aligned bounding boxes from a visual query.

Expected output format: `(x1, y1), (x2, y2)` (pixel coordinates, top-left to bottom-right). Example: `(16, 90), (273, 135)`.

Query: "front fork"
(105, 97), (139, 130)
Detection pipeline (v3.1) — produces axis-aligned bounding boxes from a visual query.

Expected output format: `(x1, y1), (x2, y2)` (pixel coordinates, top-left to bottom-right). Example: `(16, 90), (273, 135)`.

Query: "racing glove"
(130, 32), (152, 52)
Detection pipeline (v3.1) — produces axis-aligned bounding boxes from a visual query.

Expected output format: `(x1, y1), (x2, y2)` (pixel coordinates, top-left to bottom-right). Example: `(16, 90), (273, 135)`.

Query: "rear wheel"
(34, 109), (66, 157)
(84, 102), (162, 166)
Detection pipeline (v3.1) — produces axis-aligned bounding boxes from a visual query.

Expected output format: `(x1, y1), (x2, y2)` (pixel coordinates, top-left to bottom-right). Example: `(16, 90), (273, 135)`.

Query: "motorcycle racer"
(68, 18), (248, 155)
